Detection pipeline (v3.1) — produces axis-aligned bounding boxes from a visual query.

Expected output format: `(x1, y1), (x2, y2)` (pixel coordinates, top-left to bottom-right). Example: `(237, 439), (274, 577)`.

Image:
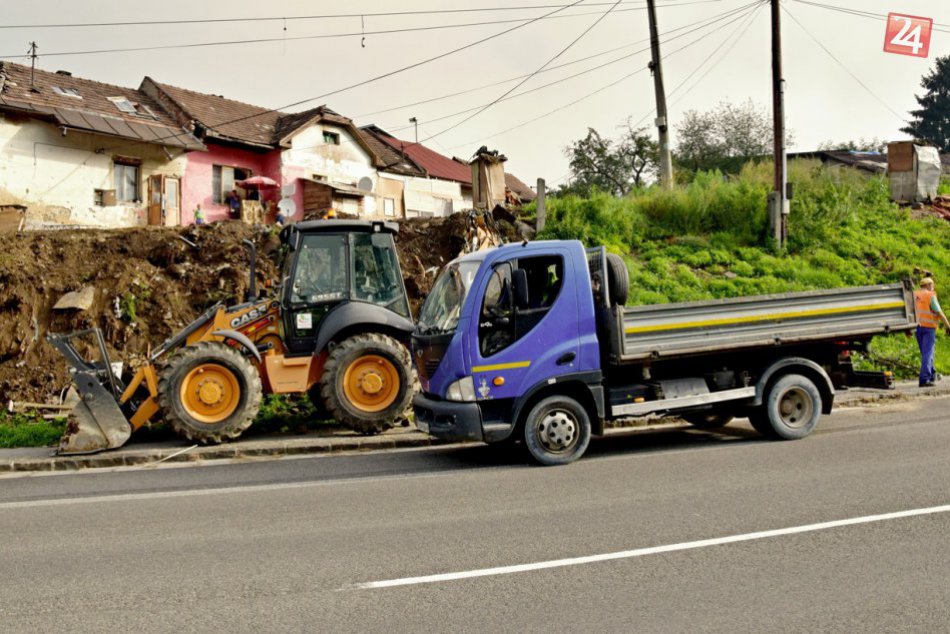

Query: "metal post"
(647, 0), (673, 189)
(536, 178), (546, 232)
(770, 0), (787, 249)
(409, 117), (418, 144)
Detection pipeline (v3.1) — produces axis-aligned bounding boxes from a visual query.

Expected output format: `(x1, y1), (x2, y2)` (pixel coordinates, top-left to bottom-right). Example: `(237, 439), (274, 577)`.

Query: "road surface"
(1, 397), (948, 632)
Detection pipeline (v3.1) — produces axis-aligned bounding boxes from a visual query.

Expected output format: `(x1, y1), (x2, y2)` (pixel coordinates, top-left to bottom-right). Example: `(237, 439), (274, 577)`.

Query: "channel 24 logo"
(884, 13), (933, 58)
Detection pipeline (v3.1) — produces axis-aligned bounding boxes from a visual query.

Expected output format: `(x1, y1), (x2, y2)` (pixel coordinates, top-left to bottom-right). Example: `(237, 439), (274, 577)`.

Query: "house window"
(212, 165), (252, 204)
(323, 131), (340, 145)
(383, 198), (396, 217)
(52, 86), (82, 99)
(113, 159), (140, 203)
(108, 97), (138, 114)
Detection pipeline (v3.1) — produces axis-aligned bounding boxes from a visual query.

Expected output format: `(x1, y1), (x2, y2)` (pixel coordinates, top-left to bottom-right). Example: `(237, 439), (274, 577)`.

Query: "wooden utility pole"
(646, 0), (673, 188)
(769, 0), (788, 248)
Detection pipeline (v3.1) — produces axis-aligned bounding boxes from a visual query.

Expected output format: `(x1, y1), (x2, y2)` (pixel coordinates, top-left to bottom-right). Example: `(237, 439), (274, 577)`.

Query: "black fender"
(211, 329), (262, 364)
(754, 357), (834, 414)
(314, 302), (414, 354)
(485, 371), (604, 443)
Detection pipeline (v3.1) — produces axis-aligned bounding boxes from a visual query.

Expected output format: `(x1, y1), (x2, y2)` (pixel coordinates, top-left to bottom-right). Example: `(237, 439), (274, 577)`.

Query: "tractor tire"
(605, 253), (629, 306)
(320, 333), (413, 435)
(158, 341), (262, 444)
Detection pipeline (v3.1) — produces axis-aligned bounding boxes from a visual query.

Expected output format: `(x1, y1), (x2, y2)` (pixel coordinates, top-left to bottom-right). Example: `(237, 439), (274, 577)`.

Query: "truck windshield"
(418, 261), (481, 334)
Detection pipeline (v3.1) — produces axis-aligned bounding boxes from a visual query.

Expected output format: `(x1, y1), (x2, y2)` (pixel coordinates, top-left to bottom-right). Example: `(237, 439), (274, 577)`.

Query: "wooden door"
(147, 175), (163, 225)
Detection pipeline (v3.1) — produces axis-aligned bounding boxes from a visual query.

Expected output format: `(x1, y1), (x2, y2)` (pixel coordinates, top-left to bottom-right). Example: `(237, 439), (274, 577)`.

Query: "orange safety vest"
(914, 289), (938, 329)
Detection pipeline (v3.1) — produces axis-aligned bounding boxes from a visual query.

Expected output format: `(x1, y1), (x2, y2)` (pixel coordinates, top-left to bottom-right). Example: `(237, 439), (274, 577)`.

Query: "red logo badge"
(884, 13), (933, 58)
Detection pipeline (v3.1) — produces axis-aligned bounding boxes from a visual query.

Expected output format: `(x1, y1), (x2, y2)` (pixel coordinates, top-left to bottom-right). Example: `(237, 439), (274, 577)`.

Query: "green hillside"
(536, 160), (950, 377)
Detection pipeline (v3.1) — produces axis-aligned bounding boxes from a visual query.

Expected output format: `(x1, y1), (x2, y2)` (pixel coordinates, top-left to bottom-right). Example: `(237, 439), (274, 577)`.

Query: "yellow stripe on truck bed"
(625, 301), (907, 335)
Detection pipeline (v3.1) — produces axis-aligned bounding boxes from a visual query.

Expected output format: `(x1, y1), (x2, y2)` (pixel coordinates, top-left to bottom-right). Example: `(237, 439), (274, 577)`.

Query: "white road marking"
(353, 503), (950, 589)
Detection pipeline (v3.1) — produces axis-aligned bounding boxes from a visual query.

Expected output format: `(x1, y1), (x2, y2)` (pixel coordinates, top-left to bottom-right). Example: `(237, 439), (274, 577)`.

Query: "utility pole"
(646, 0), (673, 189)
(769, 0), (788, 249)
(409, 116), (418, 143)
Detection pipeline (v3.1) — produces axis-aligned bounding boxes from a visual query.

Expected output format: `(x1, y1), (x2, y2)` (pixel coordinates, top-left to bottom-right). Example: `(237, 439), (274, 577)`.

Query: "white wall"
(403, 176), (471, 217)
(0, 115), (185, 227)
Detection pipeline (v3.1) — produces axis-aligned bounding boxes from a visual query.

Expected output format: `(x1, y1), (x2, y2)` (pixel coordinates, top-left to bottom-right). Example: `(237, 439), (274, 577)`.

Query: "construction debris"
(53, 286), (96, 311)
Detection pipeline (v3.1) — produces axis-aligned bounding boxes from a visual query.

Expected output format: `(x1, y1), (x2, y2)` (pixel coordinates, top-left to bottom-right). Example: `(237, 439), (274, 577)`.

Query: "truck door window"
(478, 256), (564, 357)
(515, 255), (563, 337)
(479, 263), (514, 357)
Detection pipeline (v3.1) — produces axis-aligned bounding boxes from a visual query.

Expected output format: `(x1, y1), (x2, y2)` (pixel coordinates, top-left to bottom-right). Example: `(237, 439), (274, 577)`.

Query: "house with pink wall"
(141, 78), (392, 225)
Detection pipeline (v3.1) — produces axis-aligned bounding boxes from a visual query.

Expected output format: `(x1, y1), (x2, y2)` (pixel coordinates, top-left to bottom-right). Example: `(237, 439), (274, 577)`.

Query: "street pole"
(646, 0), (673, 189)
(770, 0), (787, 249)
(409, 116), (418, 143)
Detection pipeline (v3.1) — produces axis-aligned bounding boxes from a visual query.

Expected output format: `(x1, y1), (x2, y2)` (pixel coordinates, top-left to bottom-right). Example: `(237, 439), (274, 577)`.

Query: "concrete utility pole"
(646, 0), (673, 189)
(536, 178), (546, 232)
(769, 0), (788, 249)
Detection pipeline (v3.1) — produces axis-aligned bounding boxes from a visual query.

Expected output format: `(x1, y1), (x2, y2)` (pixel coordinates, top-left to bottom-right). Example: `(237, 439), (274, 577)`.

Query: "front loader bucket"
(47, 330), (133, 455)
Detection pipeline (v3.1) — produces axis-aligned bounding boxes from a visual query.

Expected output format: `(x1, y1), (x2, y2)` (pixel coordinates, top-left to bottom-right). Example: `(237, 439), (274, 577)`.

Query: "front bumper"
(413, 393), (483, 442)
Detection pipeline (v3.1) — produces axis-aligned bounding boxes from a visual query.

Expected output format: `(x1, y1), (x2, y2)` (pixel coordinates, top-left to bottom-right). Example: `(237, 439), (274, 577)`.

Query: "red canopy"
(236, 175), (279, 189)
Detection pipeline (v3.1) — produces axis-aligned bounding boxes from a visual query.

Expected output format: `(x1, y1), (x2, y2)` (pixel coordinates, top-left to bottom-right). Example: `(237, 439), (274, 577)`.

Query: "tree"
(561, 121), (659, 196)
(674, 100), (786, 175)
(902, 55), (950, 152)
(817, 138), (887, 153)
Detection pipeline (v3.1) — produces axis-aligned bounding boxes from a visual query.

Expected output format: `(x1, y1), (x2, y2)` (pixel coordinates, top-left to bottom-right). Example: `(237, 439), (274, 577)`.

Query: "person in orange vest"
(914, 277), (950, 387)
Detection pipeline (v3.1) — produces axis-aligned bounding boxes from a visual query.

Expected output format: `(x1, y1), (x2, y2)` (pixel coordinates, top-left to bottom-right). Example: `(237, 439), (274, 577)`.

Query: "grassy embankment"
(536, 160), (950, 377)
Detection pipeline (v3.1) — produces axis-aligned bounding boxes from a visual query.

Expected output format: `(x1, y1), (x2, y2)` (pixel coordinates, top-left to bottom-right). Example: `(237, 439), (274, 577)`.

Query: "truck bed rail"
(616, 283), (916, 361)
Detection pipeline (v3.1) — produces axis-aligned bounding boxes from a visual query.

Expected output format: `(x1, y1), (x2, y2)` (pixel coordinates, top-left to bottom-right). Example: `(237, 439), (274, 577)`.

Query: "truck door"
(283, 233), (348, 354)
(469, 252), (579, 401)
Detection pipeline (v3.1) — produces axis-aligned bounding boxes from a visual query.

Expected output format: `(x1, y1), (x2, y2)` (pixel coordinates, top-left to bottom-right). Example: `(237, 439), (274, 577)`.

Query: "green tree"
(902, 55), (950, 152)
(817, 138), (887, 153)
(561, 121), (659, 196)
(675, 100), (785, 175)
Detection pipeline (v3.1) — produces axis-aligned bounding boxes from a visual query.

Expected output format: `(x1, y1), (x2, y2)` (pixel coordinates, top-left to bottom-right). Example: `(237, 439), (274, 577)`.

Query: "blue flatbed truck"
(411, 240), (918, 465)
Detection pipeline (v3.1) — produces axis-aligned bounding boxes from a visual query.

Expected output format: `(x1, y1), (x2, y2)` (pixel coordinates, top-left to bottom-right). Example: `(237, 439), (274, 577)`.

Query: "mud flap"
(47, 329), (133, 455)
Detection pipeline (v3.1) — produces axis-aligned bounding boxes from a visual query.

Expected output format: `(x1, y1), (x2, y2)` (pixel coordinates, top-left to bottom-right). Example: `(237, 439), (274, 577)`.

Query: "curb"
(2, 384), (948, 474)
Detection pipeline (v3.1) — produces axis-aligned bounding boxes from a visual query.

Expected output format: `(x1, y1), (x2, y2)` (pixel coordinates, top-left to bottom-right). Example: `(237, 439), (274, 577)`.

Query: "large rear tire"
(158, 342), (262, 444)
(605, 253), (629, 306)
(752, 374), (822, 440)
(320, 333), (413, 435)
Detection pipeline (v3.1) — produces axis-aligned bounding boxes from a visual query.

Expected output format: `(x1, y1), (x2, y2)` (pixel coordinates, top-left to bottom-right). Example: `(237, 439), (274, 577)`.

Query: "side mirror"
(512, 268), (529, 310)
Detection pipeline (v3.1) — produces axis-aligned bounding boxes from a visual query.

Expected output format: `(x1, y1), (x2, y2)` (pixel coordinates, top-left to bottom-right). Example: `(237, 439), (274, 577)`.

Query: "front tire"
(158, 342), (262, 444)
(522, 396), (591, 466)
(320, 333), (413, 435)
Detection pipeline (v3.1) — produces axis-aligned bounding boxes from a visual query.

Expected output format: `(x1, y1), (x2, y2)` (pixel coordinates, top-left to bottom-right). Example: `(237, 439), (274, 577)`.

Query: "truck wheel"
(605, 253), (629, 306)
(523, 396), (591, 466)
(760, 374), (822, 440)
(158, 342), (262, 444)
(320, 333), (412, 435)
(682, 411), (734, 429)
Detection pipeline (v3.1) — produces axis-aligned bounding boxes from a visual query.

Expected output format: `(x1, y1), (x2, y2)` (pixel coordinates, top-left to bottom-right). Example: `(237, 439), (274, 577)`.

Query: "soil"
(0, 212), (525, 405)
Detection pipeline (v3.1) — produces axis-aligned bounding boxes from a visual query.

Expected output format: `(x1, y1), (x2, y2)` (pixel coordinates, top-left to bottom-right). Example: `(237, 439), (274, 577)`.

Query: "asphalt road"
(1, 397), (948, 633)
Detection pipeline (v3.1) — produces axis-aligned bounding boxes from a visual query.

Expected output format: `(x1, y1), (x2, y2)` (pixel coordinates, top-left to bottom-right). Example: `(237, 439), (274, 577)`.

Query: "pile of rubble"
(930, 196), (950, 221)
(0, 211), (527, 405)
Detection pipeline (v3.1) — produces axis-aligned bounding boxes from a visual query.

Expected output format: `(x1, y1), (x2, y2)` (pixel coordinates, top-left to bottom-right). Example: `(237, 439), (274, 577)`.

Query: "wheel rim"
(342, 354), (400, 413)
(535, 409), (578, 454)
(180, 363), (241, 424)
(777, 387), (814, 428)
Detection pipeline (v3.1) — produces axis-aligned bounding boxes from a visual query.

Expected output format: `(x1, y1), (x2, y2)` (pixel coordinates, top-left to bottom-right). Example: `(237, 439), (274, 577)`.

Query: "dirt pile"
(0, 211), (528, 404)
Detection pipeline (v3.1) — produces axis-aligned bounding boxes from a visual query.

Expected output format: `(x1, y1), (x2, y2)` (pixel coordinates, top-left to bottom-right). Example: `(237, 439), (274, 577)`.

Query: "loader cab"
(279, 221), (411, 354)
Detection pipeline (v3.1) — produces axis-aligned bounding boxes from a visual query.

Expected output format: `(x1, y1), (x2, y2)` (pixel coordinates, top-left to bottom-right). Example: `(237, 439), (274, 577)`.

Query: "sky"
(1, 0), (945, 187)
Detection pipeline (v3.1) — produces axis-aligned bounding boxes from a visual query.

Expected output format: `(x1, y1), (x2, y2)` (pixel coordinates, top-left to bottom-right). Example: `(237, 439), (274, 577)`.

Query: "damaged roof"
(359, 126), (427, 177)
(370, 132), (473, 185)
(0, 62), (204, 151)
(505, 173), (537, 202)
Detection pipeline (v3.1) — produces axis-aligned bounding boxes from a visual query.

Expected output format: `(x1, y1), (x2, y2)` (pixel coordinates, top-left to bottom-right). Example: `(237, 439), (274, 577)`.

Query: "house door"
(163, 177), (180, 226)
(147, 175), (163, 225)
(147, 176), (181, 226)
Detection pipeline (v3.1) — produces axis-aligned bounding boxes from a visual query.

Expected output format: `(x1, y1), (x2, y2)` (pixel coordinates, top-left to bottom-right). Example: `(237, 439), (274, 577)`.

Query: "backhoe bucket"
(47, 330), (133, 455)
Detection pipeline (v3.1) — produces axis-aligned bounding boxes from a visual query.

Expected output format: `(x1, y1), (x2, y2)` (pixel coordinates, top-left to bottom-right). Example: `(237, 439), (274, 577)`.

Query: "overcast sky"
(2, 0), (945, 186)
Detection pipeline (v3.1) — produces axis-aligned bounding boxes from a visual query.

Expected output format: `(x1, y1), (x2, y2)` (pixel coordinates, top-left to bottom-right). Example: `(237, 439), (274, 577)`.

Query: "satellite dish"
(358, 176), (374, 192)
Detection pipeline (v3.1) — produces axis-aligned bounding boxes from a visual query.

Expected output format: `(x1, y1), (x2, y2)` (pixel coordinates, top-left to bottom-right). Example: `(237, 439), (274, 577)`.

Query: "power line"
(421, 0), (623, 142)
(782, 6), (905, 123)
(0, 1), (733, 59)
(445, 1), (762, 150)
(0, 0), (729, 30)
(356, 1), (760, 120)
(790, 1), (950, 33)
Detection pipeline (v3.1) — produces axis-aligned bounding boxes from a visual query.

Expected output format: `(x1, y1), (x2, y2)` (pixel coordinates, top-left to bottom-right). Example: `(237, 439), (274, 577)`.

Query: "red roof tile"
(374, 134), (472, 185)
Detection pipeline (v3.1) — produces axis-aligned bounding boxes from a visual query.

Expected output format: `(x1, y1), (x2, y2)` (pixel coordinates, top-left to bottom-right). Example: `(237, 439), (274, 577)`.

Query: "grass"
(0, 411), (66, 449)
(537, 160), (950, 378)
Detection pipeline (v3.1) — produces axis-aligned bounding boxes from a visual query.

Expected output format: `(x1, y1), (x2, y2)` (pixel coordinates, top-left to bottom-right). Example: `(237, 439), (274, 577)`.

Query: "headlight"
(445, 376), (476, 402)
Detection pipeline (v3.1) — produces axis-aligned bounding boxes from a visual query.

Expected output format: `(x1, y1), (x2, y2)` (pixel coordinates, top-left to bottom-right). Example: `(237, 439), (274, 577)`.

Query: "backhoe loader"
(48, 220), (416, 454)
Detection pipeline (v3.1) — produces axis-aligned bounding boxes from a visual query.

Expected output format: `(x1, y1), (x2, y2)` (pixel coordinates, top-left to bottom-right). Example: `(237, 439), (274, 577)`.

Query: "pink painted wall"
(181, 143), (281, 225)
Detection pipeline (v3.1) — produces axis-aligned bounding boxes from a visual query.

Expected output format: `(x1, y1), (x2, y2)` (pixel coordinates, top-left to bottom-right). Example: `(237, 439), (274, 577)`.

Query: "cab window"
(290, 234), (347, 304)
(350, 233), (410, 318)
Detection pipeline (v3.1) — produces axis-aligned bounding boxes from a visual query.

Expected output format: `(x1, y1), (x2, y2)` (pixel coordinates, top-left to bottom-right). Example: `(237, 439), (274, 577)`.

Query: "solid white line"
(354, 503), (950, 589)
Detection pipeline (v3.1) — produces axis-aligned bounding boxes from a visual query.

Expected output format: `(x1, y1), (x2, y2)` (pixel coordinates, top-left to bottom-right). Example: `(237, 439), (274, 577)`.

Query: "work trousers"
(916, 326), (937, 386)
